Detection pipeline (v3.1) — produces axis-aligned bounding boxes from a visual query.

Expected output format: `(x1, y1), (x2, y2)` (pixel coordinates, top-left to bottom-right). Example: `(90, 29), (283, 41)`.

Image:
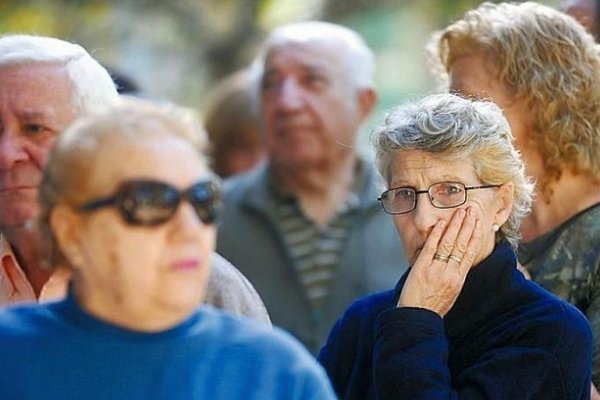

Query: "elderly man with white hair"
(217, 21), (408, 352)
(0, 34), (270, 324)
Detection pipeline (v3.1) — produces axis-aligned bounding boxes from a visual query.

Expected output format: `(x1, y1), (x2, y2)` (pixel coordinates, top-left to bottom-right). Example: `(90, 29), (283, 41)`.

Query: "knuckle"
(440, 242), (454, 254)
(455, 242), (467, 254)
(463, 250), (476, 263)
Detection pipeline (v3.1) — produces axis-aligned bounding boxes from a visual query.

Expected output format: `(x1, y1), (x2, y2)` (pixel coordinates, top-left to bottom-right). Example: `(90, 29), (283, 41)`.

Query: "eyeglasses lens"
(117, 181), (221, 226)
(122, 182), (179, 226)
(188, 182), (222, 224)
(429, 182), (466, 208)
(387, 188), (415, 214)
(380, 182), (468, 214)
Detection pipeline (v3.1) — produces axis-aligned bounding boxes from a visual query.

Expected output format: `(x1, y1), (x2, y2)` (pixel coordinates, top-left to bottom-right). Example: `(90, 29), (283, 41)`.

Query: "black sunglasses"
(78, 179), (223, 226)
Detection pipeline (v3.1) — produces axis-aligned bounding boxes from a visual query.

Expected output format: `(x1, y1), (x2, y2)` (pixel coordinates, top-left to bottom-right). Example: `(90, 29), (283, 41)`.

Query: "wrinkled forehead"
(0, 62), (75, 112)
(65, 121), (206, 196)
(263, 40), (348, 74)
(87, 134), (208, 194)
(389, 150), (480, 186)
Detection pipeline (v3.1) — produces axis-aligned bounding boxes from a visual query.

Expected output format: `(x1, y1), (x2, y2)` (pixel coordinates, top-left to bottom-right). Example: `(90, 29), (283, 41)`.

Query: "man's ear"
(494, 181), (515, 227)
(356, 88), (377, 121)
(50, 204), (85, 269)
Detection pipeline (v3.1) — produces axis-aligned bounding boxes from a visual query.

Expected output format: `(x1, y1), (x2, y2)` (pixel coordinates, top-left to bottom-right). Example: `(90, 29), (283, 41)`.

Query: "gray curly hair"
(371, 93), (533, 249)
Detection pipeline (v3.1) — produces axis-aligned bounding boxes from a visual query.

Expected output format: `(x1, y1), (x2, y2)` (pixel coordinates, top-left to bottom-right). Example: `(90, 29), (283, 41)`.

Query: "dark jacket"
(518, 203), (600, 386)
(216, 161), (408, 353)
(318, 242), (593, 399)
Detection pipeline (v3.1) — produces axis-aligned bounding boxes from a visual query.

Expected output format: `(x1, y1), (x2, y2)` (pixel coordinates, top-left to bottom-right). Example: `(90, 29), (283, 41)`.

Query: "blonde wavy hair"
(428, 2), (600, 193)
(372, 93), (534, 250)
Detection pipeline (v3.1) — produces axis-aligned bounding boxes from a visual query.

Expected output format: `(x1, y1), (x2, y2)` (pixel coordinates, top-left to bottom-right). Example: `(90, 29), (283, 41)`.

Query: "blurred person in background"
(0, 34), (270, 325)
(216, 21), (408, 353)
(319, 93), (592, 400)
(0, 99), (336, 399)
(428, 1), (600, 395)
(203, 69), (265, 178)
(561, 0), (600, 39)
(106, 65), (141, 95)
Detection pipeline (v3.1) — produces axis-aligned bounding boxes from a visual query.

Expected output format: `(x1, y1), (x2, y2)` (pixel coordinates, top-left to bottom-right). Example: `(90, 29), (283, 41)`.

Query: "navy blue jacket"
(318, 242), (593, 399)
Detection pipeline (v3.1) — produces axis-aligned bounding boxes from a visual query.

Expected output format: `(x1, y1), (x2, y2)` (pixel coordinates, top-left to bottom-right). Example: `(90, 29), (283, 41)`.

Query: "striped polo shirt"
(271, 180), (361, 322)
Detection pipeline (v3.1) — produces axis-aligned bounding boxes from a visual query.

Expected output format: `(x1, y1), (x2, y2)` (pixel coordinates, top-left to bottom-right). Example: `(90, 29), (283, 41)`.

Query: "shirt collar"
(267, 161), (364, 213)
(0, 232), (70, 304)
(0, 233), (13, 260)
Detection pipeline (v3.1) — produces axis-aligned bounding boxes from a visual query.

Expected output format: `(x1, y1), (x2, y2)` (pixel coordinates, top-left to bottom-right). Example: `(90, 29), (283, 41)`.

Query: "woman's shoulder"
(505, 284), (592, 350)
(319, 289), (398, 353)
(195, 306), (308, 354)
(0, 301), (66, 352)
(194, 306), (335, 393)
(333, 288), (399, 328)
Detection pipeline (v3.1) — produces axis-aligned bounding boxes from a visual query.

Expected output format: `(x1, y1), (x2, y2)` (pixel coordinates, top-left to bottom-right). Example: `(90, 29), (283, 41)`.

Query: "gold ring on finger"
(433, 253), (450, 262)
(449, 254), (462, 263)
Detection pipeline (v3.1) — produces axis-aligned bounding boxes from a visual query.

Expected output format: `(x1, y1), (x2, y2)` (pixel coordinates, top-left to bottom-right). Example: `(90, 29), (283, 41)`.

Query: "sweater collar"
(445, 241), (518, 339)
(55, 290), (202, 340)
(394, 241), (519, 339)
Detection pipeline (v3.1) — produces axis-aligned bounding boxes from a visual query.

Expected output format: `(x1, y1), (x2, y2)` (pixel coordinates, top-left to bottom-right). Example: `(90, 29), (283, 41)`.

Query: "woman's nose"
(170, 202), (209, 237)
(411, 193), (444, 234)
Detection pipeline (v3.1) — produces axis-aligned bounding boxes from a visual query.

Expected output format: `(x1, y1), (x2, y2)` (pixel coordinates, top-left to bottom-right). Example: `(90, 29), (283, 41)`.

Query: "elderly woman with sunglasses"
(0, 100), (336, 400)
(318, 93), (592, 400)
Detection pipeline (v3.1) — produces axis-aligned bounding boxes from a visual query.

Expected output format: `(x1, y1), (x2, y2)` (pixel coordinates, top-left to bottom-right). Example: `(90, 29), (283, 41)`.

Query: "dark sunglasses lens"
(188, 181), (222, 224)
(120, 182), (179, 226)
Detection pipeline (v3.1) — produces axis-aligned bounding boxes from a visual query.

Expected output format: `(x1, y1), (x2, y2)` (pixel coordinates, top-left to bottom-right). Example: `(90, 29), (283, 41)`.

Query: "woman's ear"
(50, 205), (85, 269)
(493, 181), (515, 227)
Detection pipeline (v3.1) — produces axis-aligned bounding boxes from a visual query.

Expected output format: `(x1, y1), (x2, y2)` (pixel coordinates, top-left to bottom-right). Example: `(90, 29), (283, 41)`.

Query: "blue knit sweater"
(318, 242), (592, 399)
(0, 295), (336, 399)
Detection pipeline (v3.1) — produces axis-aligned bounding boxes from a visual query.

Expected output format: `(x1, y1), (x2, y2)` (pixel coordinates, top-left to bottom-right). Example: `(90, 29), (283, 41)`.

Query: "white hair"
(250, 21), (375, 91)
(0, 34), (119, 114)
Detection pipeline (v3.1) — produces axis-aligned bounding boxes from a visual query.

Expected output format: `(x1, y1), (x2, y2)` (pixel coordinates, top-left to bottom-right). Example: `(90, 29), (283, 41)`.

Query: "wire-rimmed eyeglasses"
(377, 181), (500, 215)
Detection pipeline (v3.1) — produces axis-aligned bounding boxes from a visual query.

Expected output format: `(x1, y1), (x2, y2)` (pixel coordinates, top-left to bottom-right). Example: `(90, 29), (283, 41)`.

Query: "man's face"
(260, 41), (365, 171)
(0, 63), (76, 230)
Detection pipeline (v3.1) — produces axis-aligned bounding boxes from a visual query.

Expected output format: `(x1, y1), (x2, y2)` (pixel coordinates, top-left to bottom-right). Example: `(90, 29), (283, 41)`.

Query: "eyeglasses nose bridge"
(413, 188), (438, 212)
(171, 198), (207, 230)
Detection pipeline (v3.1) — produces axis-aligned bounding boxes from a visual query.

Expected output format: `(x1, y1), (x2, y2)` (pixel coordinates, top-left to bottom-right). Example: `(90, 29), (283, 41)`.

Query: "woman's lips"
(172, 258), (200, 271)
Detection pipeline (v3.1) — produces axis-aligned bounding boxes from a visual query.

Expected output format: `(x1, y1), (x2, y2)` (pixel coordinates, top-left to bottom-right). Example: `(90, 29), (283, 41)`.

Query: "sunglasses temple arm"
(79, 196), (116, 212)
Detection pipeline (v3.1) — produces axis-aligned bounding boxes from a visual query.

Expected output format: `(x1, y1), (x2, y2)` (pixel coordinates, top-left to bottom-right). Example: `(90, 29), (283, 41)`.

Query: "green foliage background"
(0, 0), (558, 157)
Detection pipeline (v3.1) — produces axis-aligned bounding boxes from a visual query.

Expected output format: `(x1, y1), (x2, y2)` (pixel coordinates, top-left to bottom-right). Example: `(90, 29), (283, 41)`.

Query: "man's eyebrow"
(264, 63), (329, 74)
(17, 109), (57, 120)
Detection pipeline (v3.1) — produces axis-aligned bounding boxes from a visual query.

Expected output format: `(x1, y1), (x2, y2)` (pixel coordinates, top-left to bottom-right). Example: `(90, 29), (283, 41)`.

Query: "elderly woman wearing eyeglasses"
(317, 93), (593, 400)
(0, 100), (336, 400)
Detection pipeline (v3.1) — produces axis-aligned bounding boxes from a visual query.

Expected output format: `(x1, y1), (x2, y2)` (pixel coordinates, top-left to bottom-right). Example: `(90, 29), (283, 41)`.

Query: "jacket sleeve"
(373, 307), (583, 400)
(585, 260), (600, 388)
